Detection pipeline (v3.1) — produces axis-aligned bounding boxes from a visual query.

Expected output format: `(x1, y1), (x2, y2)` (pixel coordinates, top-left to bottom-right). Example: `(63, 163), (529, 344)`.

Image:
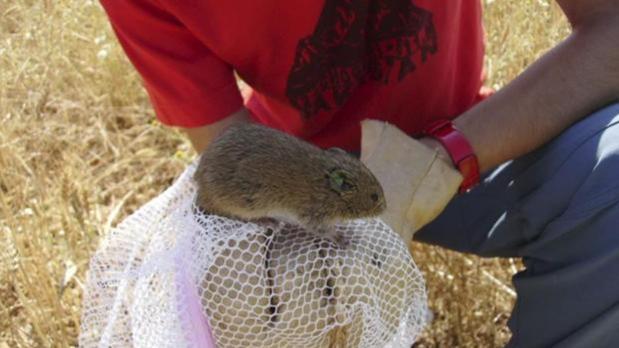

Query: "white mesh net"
(80, 163), (428, 348)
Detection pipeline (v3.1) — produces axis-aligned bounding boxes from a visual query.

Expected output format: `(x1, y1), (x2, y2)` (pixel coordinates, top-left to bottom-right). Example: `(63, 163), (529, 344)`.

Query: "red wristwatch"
(423, 120), (480, 193)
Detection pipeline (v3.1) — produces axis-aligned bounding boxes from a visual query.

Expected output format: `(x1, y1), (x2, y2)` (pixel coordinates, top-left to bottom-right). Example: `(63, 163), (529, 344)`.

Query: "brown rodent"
(193, 123), (386, 232)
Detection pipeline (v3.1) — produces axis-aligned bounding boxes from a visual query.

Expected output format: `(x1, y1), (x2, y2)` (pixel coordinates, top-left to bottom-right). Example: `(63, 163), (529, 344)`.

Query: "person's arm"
(100, 1), (246, 150)
(424, 0), (619, 173)
(181, 107), (251, 153)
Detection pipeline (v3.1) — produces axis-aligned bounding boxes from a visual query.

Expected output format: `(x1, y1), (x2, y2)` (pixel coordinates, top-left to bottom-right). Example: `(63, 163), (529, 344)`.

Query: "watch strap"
(423, 119), (480, 193)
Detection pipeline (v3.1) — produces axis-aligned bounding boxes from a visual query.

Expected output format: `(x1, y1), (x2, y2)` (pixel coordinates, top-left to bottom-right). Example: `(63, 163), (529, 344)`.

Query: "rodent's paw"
(251, 217), (281, 229)
(313, 225), (349, 248)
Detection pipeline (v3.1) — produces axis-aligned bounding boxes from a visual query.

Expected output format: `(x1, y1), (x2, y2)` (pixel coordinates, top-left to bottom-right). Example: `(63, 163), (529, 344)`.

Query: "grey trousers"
(415, 103), (619, 348)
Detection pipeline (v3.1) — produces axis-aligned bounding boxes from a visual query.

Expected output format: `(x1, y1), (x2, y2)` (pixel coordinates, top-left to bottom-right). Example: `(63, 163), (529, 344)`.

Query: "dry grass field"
(0, 1), (569, 347)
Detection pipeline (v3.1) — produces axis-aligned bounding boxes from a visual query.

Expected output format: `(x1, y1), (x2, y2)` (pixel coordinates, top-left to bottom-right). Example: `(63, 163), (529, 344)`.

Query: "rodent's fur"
(193, 123), (386, 230)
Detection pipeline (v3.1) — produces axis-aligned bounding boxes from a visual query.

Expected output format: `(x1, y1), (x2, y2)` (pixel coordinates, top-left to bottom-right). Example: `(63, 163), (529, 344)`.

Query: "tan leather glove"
(361, 120), (463, 242)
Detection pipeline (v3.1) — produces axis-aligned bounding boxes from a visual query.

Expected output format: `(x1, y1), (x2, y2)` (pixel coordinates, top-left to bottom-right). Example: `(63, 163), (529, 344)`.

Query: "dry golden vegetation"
(0, 1), (569, 347)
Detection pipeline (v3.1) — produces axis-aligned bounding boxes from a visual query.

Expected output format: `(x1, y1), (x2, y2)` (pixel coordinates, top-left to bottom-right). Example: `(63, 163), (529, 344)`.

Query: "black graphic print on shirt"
(285, 0), (438, 119)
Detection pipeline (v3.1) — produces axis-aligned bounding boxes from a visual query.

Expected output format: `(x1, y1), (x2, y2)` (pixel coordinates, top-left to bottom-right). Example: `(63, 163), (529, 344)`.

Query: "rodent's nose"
(371, 193), (379, 202)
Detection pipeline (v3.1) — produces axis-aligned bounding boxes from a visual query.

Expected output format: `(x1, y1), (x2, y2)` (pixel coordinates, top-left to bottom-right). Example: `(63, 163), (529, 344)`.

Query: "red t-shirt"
(101, 0), (484, 152)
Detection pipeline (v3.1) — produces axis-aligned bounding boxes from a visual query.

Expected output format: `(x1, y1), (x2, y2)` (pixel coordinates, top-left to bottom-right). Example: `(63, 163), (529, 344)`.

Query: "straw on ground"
(0, 1), (569, 346)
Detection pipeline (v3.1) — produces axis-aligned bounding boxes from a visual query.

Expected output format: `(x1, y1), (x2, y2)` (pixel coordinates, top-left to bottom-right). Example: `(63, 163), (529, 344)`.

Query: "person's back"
(100, 0), (484, 150)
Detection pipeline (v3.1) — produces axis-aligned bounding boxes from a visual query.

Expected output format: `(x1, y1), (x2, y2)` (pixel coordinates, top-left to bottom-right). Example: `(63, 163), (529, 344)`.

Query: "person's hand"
(360, 120), (463, 241)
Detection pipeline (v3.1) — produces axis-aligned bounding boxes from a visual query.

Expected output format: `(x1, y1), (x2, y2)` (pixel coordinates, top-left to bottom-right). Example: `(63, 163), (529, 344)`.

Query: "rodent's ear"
(328, 169), (355, 193)
(326, 147), (349, 156)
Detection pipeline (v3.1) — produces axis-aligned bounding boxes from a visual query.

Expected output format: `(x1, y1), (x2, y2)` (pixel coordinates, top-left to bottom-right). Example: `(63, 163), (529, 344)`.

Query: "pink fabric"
(176, 257), (217, 348)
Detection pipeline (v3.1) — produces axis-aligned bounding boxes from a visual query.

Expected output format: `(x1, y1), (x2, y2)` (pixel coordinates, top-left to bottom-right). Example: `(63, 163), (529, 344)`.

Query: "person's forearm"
(451, 8), (619, 173)
(181, 107), (251, 153)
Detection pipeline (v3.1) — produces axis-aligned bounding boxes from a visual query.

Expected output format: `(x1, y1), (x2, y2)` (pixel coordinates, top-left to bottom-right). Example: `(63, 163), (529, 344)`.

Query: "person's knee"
(517, 105), (619, 267)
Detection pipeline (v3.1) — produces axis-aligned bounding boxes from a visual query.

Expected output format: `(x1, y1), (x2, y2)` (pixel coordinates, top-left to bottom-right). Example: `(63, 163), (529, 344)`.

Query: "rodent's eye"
(328, 169), (355, 192)
(371, 193), (379, 202)
(340, 180), (354, 191)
